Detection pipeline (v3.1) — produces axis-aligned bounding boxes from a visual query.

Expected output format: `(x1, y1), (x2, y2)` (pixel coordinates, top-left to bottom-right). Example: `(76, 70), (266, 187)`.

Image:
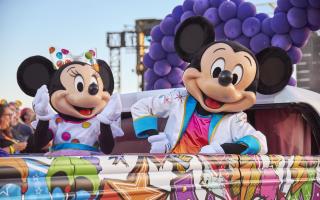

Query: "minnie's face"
(51, 63), (110, 119)
(183, 43), (257, 113)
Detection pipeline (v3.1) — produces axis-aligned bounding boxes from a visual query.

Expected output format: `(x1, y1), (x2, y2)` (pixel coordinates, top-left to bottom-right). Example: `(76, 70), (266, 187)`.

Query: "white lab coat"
(131, 88), (267, 154)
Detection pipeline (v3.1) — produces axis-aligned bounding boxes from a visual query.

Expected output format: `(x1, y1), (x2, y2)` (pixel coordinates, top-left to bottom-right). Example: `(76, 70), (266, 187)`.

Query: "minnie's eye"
(211, 58), (225, 78)
(232, 65), (243, 85)
(74, 75), (84, 92)
(91, 76), (98, 85)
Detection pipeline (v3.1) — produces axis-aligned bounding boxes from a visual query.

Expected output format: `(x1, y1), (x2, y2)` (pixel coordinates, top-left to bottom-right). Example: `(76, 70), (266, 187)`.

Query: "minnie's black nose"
(218, 70), (233, 86)
(88, 83), (99, 95)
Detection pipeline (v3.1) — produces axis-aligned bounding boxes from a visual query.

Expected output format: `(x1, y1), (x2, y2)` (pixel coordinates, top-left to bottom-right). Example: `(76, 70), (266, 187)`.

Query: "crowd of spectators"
(0, 100), (50, 156)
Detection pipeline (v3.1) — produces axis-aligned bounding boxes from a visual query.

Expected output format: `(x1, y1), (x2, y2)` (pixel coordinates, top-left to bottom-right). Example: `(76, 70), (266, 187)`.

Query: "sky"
(0, 0), (274, 108)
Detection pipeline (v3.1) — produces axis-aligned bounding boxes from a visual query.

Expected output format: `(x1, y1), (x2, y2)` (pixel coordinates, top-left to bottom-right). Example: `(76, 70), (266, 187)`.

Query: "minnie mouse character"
(132, 16), (292, 154)
(17, 47), (123, 155)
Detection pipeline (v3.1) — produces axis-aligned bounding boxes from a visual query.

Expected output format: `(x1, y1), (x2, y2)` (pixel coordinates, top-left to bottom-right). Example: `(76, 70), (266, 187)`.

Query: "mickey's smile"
(202, 93), (224, 109)
(72, 105), (94, 116)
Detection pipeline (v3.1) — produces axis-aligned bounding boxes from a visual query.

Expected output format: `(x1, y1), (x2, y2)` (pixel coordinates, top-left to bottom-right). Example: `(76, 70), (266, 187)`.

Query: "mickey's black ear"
(17, 56), (55, 97)
(256, 47), (292, 95)
(97, 59), (114, 94)
(174, 16), (215, 62)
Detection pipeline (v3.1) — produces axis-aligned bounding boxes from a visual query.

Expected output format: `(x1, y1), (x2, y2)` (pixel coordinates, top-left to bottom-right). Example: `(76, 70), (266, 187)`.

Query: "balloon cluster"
(143, 0), (320, 90)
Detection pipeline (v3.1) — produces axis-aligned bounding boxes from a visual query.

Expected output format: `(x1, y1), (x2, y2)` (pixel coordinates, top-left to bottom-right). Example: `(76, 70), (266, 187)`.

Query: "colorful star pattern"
(105, 156), (168, 200)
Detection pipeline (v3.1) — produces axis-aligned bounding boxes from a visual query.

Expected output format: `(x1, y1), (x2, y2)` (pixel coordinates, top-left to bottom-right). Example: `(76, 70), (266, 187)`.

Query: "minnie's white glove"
(200, 141), (225, 154)
(148, 132), (170, 153)
(32, 85), (55, 121)
(97, 93), (124, 138)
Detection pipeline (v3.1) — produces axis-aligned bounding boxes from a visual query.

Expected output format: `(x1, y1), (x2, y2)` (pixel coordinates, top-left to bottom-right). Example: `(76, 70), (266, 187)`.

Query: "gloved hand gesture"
(148, 132), (170, 153)
(32, 85), (55, 121)
(199, 141), (225, 154)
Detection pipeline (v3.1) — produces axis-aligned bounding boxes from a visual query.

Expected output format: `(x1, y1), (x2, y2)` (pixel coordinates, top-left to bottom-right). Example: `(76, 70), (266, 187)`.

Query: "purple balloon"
(154, 60), (172, 76)
(237, 2), (256, 20)
(178, 62), (188, 70)
(287, 46), (302, 64)
(180, 10), (196, 22)
(250, 33), (270, 53)
(173, 83), (184, 88)
(215, 22), (227, 41)
(193, 0), (210, 15)
(218, 1), (237, 21)
(231, 0), (244, 6)
(143, 53), (155, 69)
(234, 34), (250, 49)
(309, 0), (320, 8)
(172, 6), (184, 22)
(307, 8), (320, 28)
(161, 36), (175, 52)
(256, 13), (269, 22)
(224, 18), (242, 39)
(144, 83), (154, 90)
(277, 0), (293, 12)
(288, 77), (297, 86)
(262, 17), (275, 36)
(242, 17), (261, 37)
(167, 53), (184, 67)
(290, 0), (308, 8)
(183, 0), (195, 11)
(209, 0), (224, 7)
(144, 69), (159, 85)
(160, 16), (177, 36)
(151, 25), (164, 42)
(271, 34), (292, 51)
(203, 7), (221, 26)
(154, 78), (172, 89)
(167, 68), (184, 84)
(149, 43), (166, 60)
(271, 12), (290, 34)
(289, 27), (311, 47)
(287, 7), (307, 28)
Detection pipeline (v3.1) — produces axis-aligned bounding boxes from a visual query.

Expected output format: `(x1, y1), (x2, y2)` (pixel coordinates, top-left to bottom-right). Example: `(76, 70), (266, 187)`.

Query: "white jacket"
(131, 88), (267, 154)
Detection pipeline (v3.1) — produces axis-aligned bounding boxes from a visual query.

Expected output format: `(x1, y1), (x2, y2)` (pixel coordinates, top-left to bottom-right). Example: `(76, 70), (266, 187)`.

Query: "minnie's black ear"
(97, 59), (114, 94)
(256, 47), (292, 95)
(174, 16), (215, 63)
(17, 56), (55, 97)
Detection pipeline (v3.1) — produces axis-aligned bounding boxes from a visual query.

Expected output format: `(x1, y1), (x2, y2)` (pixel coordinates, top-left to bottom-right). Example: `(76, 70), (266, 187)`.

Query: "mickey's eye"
(232, 65), (243, 85)
(74, 75), (84, 92)
(211, 58), (225, 78)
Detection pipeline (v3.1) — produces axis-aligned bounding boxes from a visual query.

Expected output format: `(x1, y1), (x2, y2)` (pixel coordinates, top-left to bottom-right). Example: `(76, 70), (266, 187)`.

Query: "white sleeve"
(230, 112), (268, 154)
(131, 91), (178, 138)
(31, 115), (58, 134)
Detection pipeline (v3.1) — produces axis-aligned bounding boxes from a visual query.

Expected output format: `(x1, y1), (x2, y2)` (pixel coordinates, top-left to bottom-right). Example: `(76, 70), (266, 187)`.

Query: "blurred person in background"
(8, 101), (33, 142)
(0, 103), (27, 154)
(20, 107), (35, 128)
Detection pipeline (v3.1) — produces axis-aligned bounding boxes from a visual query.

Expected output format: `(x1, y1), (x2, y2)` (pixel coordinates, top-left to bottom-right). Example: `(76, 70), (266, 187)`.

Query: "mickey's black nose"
(218, 70), (233, 86)
(88, 83), (99, 95)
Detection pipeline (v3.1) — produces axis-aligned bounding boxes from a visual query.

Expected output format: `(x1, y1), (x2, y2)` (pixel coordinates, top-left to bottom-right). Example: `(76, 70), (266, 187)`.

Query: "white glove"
(148, 132), (170, 153)
(32, 85), (55, 121)
(97, 93), (124, 138)
(200, 141), (225, 154)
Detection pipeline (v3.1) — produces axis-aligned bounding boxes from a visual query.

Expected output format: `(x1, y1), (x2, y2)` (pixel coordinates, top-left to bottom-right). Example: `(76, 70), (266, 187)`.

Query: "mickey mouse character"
(131, 16), (292, 154)
(17, 47), (123, 155)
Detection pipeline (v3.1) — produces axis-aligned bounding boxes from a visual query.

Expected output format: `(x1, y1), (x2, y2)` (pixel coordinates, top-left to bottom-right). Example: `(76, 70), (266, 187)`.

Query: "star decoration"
(148, 155), (167, 170)
(105, 156), (168, 200)
(108, 155), (129, 167)
(168, 155), (193, 175)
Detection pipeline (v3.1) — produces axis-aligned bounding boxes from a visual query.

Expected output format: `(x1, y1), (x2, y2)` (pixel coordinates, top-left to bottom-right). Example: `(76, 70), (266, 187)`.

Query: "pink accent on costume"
(172, 112), (211, 154)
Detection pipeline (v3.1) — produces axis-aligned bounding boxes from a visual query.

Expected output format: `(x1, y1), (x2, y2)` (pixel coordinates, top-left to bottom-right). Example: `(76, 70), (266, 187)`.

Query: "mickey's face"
(183, 42), (257, 113)
(175, 16), (293, 114)
(51, 64), (110, 119)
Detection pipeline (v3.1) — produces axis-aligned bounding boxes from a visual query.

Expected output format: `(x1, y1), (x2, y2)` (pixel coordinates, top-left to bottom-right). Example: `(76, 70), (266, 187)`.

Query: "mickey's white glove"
(148, 132), (170, 153)
(32, 85), (55, 121)
(200, 141), (225, 154)
(97, 93), (124, 138)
